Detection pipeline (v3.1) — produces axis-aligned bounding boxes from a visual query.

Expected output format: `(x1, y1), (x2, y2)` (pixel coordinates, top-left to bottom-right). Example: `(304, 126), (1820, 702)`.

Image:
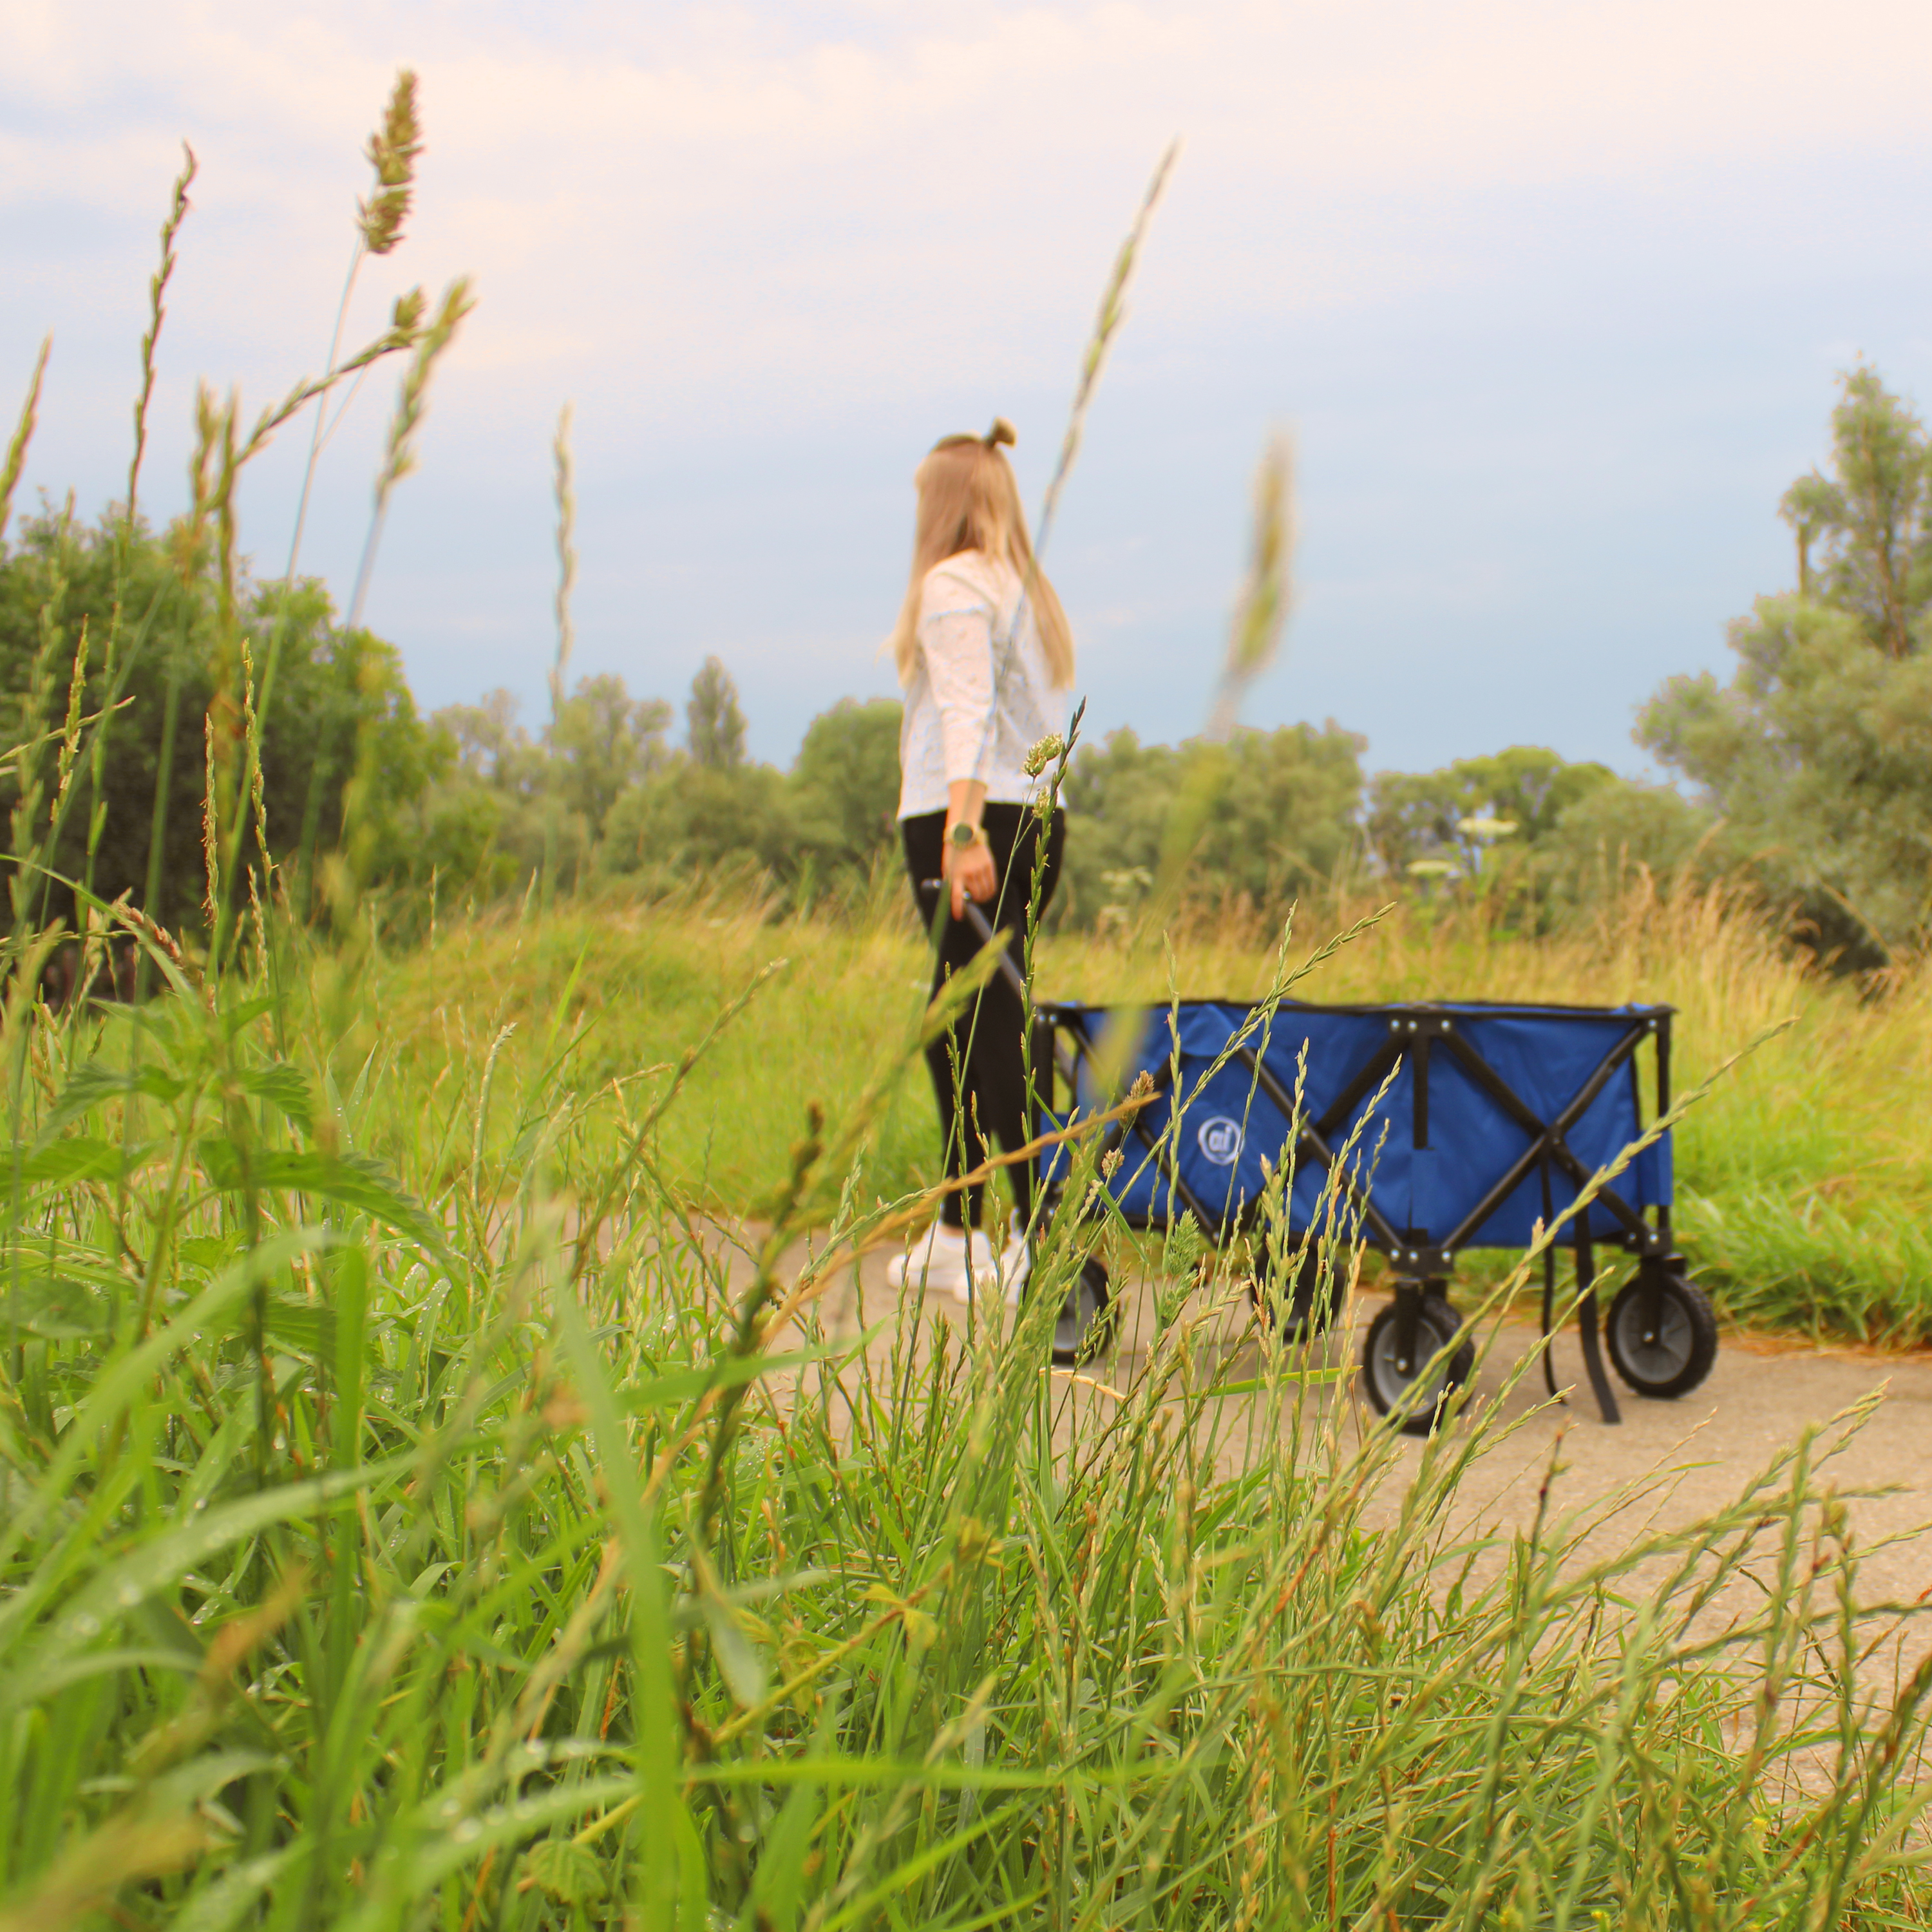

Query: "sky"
(4, 0), (1931, 778)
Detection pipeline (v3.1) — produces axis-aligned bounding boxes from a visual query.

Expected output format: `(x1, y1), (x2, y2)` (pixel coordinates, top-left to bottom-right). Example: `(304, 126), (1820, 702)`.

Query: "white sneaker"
(887, 1223), (972, 1298)
(887, 1225), (1026, 1305)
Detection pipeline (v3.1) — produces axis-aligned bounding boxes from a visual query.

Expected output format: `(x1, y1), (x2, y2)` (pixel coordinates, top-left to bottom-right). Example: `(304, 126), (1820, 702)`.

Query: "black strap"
(1540, 1153), (1562, 1402)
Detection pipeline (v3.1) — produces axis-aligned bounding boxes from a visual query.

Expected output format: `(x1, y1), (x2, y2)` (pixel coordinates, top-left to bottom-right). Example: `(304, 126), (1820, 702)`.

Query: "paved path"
(759, 1229), (1932, 1625)
(689, 1222), (1932, 1804)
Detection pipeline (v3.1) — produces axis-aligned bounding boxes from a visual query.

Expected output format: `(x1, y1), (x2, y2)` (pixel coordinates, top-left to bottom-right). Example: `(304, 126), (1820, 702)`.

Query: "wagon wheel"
(1361, 1292), (1474, 1435)
(1605, 1265), (1717, 1398)
(1248, 1236), (1343, 1340)
(1051, 1256), (1115, 1367)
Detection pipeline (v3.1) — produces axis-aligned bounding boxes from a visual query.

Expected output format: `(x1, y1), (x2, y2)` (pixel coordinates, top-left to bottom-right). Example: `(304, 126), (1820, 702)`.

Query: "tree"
(1638, 368), (1932, 958)
(1539, 777), (1714, 915)
(687, 656), (747, 770)
(549, 673), (672, 839)
(600, 761), (786, 881)
(1367, 747), (1616, 878)
(1204, 722), (1367, 898)
(595, 657), (778, 886)
(1059, 721), (1366, 925)
(1363, 748), (1718, 923)
(788, 698), (902, 880)
(413, 675), (677, 899)
(1778, 366), (1931, 658)
(0, 506), (439, 933)
(437, 688), (533, 790)
(598, 695), (898, 897)
(1060, 728), (1183, 925)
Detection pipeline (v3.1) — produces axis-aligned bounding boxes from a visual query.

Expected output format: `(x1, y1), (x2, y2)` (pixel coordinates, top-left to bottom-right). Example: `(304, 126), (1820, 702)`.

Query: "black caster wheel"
(1606, 1264), (1717, 1397)
(1249, 1236), (1343, 1340)
(1361, 1292), (1474, 1435)
(1052, 1256), (1114, 1366)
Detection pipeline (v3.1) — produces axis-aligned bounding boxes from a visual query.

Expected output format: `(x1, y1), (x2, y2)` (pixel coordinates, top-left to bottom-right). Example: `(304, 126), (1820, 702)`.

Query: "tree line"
(4, 366), (1928, 958)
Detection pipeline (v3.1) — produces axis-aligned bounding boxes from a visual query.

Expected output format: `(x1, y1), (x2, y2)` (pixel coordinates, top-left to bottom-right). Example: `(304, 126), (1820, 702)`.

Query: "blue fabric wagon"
(1027, 992), (1716, 1430)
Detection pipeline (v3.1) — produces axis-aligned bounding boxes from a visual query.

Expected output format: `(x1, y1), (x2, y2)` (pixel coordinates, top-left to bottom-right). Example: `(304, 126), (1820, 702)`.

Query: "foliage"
(1059, 721), (1366, 927)
(1537, 773), (1718, 916)
(1367, 744), (1617, 875)
(548, 672), (674, 839)
(0, 508), (1743, 949)
(601, 757), (789, 883)
(0, 507), (439, 933)
(787, 696), (904, 880)
(1365, 746), (1714, 927)
(1640, 368), (1932, 961)
(415, 676), (902, 909)
(19, 359), (1932, 983)
(1781, 366), (1932, 658)
(686, 653), (748, 770)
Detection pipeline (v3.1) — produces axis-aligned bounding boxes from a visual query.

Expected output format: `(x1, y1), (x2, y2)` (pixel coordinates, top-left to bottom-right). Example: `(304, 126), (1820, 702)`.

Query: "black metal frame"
(947, 896), (1677, 1424)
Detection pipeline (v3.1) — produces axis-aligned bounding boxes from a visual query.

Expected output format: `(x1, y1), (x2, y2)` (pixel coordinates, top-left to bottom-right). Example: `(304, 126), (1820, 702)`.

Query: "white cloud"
(12, 0), (1929, 428)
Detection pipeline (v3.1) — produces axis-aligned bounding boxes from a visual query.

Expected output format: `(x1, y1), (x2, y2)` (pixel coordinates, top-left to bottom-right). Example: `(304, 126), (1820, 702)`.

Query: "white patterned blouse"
(895, 549), (1068, 820)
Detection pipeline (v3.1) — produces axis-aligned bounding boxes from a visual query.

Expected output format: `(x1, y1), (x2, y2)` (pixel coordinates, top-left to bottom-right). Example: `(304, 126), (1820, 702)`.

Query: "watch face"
(951, 822), (975, 847)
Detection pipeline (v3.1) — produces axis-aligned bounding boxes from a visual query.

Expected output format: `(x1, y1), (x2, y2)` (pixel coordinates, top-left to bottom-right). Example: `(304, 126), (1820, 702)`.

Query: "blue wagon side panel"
(1039, 998), (1671, 1254)
(1248, 1009), (1417, 1235)
(1421, 1011), (1654, 1246)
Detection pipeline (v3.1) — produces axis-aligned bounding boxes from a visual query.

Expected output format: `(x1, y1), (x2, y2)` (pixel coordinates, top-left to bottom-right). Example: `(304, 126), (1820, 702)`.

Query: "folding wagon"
(940, 896), (1717, 1428)
(1021, 987), (1718, 1429)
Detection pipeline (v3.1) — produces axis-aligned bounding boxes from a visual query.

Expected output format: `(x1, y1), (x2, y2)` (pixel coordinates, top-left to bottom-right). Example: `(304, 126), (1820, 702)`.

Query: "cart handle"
(919, 882), (1030, 1003)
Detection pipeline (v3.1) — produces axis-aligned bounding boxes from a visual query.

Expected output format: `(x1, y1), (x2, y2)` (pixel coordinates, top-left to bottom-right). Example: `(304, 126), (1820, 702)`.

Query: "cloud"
(5, 1), (1931, 770)
(12, 1), (1929, 427)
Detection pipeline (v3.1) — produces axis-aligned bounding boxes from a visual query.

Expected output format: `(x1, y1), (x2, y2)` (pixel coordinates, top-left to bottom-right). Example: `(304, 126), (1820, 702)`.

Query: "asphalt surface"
(761, 1229), (1932, 1632)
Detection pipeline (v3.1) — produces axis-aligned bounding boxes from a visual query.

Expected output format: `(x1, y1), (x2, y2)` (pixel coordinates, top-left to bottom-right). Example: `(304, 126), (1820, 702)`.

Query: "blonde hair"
(887, 419), (1075, 690)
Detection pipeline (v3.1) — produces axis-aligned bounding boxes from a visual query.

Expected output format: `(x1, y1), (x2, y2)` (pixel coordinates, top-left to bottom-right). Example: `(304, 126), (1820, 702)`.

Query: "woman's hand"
(944, 834), (998, 918)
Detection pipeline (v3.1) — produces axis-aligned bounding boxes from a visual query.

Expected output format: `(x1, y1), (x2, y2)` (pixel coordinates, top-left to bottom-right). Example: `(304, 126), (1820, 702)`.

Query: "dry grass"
(354, 867), (1932, 1344)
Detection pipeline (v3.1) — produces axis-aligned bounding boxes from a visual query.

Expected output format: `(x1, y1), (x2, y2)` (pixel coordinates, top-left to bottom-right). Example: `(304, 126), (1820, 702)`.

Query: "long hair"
(887, 420), (1075, 690)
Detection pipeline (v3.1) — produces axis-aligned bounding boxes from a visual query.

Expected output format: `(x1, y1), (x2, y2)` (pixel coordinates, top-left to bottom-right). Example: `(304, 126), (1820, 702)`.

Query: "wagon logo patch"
(1197, 1116), (1244, 1166)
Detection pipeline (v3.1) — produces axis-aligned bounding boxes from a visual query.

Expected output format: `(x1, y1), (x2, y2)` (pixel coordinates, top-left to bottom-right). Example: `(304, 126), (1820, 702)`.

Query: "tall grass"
(5, 880), (1932, 1928)
(358, 864), (1932, 1347)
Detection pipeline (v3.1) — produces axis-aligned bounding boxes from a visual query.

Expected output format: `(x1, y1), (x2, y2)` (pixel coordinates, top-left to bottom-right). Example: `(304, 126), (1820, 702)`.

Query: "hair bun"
(985, 417), (1017, 449)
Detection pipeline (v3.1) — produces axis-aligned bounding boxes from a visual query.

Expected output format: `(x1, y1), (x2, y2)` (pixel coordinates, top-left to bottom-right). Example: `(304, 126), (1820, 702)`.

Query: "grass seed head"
(201, 708), (220, 933)
(357, 70), (422, 256)
(1207, 433), (1295, 741)
(375, 278), (474, 505)
(1023, 732), (1066, 778)
(387, 286), (426, 347)
(128, 146), (196, 528)
(1, 336), (51, 548)
(346, 276), (475, 632)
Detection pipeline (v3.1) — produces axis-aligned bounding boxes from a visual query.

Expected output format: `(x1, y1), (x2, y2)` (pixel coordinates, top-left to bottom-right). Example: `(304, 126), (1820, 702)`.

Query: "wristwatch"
(949, 820), (985, 851)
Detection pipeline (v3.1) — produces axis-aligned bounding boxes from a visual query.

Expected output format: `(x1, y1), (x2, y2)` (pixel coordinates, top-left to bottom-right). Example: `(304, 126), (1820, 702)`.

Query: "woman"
(886, 419), (1076, 1302)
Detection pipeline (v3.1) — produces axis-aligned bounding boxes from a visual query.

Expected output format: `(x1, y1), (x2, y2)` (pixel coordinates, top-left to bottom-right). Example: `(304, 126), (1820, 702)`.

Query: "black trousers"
(901, 802), (1065, 1231)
